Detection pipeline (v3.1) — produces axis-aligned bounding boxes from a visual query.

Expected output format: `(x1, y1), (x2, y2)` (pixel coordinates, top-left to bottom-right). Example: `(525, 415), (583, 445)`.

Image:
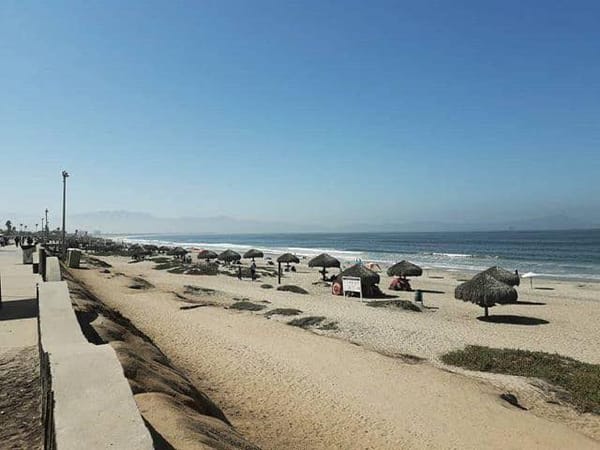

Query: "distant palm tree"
(5, 220), (12, 233)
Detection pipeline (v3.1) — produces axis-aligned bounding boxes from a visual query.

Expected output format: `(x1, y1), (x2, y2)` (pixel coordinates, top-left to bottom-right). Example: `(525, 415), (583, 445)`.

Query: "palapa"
(455, 272), (518, 317)
(387, 260), (423, 277)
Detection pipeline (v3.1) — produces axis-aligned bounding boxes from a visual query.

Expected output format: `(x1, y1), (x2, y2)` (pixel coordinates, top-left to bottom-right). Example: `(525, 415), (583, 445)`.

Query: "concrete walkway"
(0, 244), (40, 350)
(0, 245), (43, 448)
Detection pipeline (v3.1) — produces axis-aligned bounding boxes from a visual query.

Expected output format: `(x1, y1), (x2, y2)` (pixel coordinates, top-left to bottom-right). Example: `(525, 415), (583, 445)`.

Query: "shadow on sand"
(419, 289), (445, 294)
(514, 300), (547, 306)
(0, 298), (38, 321)
(534, 287), (555, 291)
(477, 315), (549, 326)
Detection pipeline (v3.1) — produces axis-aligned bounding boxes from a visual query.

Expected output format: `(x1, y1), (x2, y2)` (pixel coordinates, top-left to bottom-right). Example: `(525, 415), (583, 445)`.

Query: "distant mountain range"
(59, 210), (599, 235)
(2, 210), (597, 235)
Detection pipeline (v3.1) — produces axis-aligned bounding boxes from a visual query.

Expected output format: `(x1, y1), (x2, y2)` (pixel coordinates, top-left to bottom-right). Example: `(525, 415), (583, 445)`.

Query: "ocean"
(123, 229), (600, 281)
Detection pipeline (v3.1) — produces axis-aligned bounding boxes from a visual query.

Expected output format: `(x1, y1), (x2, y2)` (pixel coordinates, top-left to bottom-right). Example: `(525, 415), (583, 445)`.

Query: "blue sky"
(1, 0), (599, 230)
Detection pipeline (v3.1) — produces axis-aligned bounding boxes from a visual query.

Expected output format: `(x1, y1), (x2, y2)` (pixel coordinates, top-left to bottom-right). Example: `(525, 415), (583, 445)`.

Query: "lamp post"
(45, 209), (49, 244)
(61, 171), (69, 258)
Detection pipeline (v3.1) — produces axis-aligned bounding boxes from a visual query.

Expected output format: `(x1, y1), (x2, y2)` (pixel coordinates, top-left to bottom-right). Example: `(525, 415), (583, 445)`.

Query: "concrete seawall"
(38, 257), (153, 449)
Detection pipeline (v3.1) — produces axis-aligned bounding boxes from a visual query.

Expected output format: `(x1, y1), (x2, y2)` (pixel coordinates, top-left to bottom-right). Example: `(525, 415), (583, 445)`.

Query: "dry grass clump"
(441, 346), (600, 414)
(185, 265), (218, 276)
(277, 285), (309, 294)
(184, 285), (216, 296)
(260, 283), (273, 289)
(229, 301), (267, 312)
(287, 316), (325, 328)
(85, 255), (113, 268)
(366, 300), (422, 312)
(128, 277), (154, 290)
(264, 308), (303, 318)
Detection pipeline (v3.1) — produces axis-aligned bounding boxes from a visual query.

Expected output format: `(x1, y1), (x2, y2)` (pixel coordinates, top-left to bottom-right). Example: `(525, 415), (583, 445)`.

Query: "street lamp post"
(61, 171), (69, 258)
(45, 209), (49, 244)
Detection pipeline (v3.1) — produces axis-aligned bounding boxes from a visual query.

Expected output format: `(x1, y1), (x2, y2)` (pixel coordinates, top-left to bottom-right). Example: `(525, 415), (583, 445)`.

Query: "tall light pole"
(61, 170), (69, 257)
(45, 209), (49, 244)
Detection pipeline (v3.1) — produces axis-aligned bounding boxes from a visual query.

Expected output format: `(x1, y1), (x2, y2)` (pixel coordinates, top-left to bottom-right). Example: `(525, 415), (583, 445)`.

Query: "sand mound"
(66, 274), (257, 449)
(135, 393), (260, 450)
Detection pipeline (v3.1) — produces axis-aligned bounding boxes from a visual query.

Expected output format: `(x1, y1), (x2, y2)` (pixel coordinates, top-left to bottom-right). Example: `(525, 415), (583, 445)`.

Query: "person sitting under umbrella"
(389, 275), (412, 291)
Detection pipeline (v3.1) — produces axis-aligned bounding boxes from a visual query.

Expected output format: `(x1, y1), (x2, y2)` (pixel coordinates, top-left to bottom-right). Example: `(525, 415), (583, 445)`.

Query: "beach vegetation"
(184, 285), (216, 296)
(366, 300), (422, 312)
(230, 301), (267, 311)
(287, 316), (326, 328)
(277, 285), (309, 294)
(441, 346), (600, 414)
(260, 283), (273, 289)
(264, 308), (303, 318)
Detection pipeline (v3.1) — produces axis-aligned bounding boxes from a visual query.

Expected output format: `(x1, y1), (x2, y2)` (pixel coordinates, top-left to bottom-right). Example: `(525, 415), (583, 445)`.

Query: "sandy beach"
(67, 251), (600, 449)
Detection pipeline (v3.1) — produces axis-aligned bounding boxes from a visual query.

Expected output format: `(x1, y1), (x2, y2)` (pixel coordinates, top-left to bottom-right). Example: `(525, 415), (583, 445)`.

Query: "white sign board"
(342, 276), (362, 300)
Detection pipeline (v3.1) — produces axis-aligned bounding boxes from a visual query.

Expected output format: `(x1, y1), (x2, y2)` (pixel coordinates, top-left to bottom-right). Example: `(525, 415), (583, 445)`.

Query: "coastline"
(111, 232), (600, 284)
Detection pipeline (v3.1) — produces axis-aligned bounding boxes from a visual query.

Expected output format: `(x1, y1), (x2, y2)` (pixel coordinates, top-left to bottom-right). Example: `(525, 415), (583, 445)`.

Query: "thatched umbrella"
(387, 260), (423, 278)
(143, 244), (159, 253)
(336, 264), (380, 297)
(277, 253), (300, 264)
(308, 253), (341, 280)
(168, 246), (188, 261)
(481, 266), (520, 287)
(218, 249), (241, 263)
(455, 272), (518, 317)
(158, 245), (171, 254)
(197, 250), (218, 261)
(243, 249), (264, 261)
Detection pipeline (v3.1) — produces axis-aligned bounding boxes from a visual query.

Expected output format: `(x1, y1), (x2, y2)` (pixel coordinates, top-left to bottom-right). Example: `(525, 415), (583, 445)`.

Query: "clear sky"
(2, 0), (599, 230)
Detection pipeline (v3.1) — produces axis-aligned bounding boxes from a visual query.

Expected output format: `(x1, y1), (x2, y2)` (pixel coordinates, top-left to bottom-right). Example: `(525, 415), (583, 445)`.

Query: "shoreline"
(106, 234), (600, 284)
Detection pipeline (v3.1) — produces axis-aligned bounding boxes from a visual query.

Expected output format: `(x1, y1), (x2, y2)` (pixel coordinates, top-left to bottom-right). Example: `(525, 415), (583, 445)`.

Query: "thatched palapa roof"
(481, 266), (520, 287)
(455, 273), (518, 306)
(387, 260), (423, 277)
(308, 253), (340, 268)
(338, 264), (380, 285)
(170, 247), (188, 256)
(219, 249), (241, 262)
(197, 250), (218, 260)
(243, 249), (264, 259)
(277, 253), (300, 264)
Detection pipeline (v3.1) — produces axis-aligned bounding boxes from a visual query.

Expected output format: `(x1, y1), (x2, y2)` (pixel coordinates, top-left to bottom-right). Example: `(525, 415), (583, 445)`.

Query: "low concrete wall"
(45, 257), (62, 282)
(38, 281), (153, 450)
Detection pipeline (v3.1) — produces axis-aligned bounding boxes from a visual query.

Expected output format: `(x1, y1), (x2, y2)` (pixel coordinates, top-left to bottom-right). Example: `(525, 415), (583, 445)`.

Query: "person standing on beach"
(14, 236), (20, 247)
(250, 261), (257, 281)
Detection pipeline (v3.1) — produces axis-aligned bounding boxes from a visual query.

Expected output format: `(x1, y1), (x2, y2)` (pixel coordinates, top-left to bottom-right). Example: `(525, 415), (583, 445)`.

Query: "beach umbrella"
(521, 272), (538, 288)
(243, 249), (264, 260)
(143, 244), (159, 253)
(218, 249), (241, 263)
(336, 264), (381, 297)
(481, 266), (520, 287)
(197, 250), (218, 261)
(387, 260), (423, 278)
(158, 245), (171, 254)
(308, 253), (341, 280)
(277, 253), (300, 264)
(455, 272), (518, 318)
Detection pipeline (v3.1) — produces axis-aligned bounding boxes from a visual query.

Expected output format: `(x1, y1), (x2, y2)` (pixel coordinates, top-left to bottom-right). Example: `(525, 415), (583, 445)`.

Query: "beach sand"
(71, 254), (600, 449)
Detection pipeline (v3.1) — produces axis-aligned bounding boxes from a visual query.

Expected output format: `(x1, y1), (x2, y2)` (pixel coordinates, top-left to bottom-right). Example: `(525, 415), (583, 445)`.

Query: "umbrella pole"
(278, 262), (281, 285)
(484, 305), (489, 318)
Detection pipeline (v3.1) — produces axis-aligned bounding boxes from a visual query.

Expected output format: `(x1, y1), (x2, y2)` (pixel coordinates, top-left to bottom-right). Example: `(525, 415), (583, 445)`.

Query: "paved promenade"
(0, 244), (43, 448)
(0, 244), (40, 349)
